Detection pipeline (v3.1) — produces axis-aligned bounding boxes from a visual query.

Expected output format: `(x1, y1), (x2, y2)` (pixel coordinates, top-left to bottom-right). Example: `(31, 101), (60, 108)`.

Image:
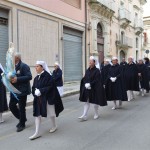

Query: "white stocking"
(130, 91), (134, 99)
(113, 100), (117, 107)
(0, 113), (3, 123)
(141, 88), (145, 96)
(94, 105), (99, 116)
(30, 116), (41, 138)
(119, 100), (122, 107)
(82, 102), (90, 117)
(47, 104), (56, 128)
(50, 116), (56, 128)
(127, 90), (131, 101)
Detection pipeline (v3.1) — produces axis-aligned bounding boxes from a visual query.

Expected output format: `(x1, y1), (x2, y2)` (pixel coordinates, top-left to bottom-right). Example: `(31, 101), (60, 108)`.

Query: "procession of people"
(0, 50), (150, 140)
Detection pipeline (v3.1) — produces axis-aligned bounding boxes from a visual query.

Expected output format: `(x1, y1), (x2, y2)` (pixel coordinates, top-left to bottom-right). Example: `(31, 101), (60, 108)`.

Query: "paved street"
(0, 93), (150, 150)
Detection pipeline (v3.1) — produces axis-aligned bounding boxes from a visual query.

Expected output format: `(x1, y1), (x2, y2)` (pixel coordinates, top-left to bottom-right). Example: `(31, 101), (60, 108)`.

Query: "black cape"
(0, 68), (8, 112)
(32, 71), (64, 117)
(137, 63), (149, 91)
(101, 64), (111, 85)
(79, 66), (107, 106)
(145, 62), (150, 81)
(105, 64), (127, 101)
(124, 63), (139, 91)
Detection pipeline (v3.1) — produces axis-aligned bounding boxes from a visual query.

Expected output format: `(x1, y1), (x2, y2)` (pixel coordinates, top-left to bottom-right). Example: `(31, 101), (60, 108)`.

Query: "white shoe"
(0, 120), (4, 124)
(49, 126), (57, 133)
(118, 101), (122, 108)
(78, 116), (87, 121)
(29, 133), (41, 140)
(112, 106), (117, 110)
(137, 91), (141, 96)
(94, 114), (99, 120)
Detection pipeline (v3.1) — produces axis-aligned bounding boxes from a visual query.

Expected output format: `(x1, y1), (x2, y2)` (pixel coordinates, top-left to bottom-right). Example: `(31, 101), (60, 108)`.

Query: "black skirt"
(0, 82), (8, 112)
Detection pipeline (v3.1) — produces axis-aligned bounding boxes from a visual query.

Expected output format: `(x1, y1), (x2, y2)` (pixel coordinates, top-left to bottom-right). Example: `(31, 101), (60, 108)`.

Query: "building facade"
(0, 0), (85, 82)
(86, 0), (146, 63)
(143, 16), (150, 58)
(0, 0), (147, 83)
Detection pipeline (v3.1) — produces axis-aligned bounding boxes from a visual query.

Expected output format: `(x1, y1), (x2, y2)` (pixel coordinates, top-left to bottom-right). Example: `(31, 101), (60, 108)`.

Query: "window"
(97, 23), (103, 38)
(136, 37), (139, 48)
(121, 31), (124, 44)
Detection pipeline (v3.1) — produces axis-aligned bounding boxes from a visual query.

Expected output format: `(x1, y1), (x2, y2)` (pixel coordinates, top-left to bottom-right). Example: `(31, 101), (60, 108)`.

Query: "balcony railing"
(119, 8), (131, 22)
(116, 36), (133, 48)
(90, 0), (115, 12)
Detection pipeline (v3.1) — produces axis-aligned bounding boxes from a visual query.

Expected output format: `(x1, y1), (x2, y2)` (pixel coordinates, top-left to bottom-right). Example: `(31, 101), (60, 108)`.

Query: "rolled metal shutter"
(63, 31), (82, 82)
(0, 8), (8, 67)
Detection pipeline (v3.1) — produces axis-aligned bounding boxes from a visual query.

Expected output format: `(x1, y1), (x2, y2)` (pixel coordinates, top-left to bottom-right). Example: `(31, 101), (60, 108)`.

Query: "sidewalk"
(7, 81), (80, 106)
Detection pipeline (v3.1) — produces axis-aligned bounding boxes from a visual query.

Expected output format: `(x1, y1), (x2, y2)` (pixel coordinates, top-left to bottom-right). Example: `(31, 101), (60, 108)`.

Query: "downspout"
(85, 0), (88, 70)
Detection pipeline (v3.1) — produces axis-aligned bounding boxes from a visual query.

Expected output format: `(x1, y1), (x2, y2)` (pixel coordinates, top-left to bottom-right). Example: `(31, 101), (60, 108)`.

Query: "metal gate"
(0, 8), (9, 67)
(63, 28), (82, 82)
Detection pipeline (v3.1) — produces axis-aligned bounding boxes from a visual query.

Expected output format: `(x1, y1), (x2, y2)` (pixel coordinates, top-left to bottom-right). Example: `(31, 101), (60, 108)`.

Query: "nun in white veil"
(52, 62), (63, 97)
(29, 61), (64, 140)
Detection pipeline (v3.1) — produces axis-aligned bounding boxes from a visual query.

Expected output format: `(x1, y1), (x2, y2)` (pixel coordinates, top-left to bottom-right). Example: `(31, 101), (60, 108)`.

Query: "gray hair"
(14, 52), (21, 60)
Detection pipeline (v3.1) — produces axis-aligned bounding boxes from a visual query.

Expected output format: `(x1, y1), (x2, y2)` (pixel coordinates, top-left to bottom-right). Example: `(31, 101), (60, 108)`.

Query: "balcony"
(119, 8), (131, 28)
(89, 0), (115, 19)
(116, 36), (133, 49)
(135, 19), (144, 35)
(139, 0), (147, 5)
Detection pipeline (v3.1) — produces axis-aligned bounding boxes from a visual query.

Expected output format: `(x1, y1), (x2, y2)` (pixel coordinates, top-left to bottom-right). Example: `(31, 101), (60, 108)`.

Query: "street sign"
(145, 49), (149, 54)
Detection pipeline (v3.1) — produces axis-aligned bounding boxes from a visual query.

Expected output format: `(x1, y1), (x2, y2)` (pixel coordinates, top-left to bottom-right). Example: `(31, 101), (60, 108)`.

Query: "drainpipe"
(85, 0), (88, 70)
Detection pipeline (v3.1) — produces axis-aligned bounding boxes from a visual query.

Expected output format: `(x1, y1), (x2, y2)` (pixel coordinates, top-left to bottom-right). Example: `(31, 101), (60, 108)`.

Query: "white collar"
(37, 70), (44, 76)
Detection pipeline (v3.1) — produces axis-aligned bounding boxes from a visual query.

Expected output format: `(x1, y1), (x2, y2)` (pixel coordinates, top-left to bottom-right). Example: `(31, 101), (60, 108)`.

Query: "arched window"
(97, 23), (103, 38)
(97, 23), (104, 64)
(120, 50), (125, 62)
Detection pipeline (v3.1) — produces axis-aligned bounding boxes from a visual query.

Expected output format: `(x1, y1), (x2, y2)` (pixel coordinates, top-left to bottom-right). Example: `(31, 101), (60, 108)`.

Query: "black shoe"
(16, 125), (25, 132)
(16, 123), (20, 128)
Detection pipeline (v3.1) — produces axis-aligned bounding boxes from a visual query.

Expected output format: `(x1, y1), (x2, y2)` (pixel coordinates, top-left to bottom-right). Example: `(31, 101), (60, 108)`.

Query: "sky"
(143, 0), (150, 17)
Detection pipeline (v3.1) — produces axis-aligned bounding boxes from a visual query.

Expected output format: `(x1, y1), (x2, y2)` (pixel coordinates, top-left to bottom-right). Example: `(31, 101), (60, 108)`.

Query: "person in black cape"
(137, 59), (149, 96)
(144, 57), (150, 93)
(0, 66), (8, 123)
(52, 62), (63, 97)
(120, 58), (127, 74)
(105, 57), (127, 110)
(29, 61), (64, 140)
(101, 58), (111, 86)
(79, 56), (107, 121)
(124, 56), (139, 101)
(120, 58), (127, 66)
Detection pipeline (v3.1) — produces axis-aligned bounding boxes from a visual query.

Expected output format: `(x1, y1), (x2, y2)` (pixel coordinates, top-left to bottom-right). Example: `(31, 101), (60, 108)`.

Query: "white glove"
(110, 77), (117, 82)
(110, 77), (113, 82)
(113, 77), (117, 82)
(35, 88), (41, 96)
(85, 83), (91, 89)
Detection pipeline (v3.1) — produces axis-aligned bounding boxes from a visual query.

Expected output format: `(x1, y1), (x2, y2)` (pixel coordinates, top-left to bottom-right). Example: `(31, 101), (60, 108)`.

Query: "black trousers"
(9, 94), (27, 126)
